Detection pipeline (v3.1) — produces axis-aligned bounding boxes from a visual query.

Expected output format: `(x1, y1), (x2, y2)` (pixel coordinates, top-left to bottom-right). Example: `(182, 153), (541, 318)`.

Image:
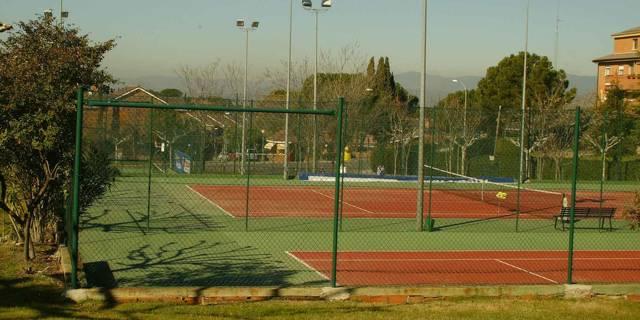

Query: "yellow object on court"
(344, 146), (352, 161)
(496, 192), (508, 200)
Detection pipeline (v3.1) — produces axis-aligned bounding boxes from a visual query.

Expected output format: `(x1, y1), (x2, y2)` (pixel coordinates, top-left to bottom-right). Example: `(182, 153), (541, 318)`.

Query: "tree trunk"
(403, 142), (410, 176)
(525, 150), (530, 180)
(601, 152), (607, 182)
(8, 215), (23, 242)
(393, 141), (398, 175)
(461, 145), (467, 176)
(23, 213), (35, 261)
(554, 158), (561, 181)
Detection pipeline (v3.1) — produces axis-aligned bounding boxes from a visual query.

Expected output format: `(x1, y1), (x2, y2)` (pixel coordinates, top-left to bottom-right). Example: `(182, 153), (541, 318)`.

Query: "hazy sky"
(1, 0), (639, 81)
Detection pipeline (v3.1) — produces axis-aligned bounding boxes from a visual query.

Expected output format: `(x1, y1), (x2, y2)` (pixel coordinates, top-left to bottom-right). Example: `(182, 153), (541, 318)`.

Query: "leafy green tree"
(160, 88), (184, 98)
(475, 52), (576, 179)
(476, 52), (576, 123)
(598, 86), (636, 179)
(0, 17), (116, 260)
(366, 57), (375, 79)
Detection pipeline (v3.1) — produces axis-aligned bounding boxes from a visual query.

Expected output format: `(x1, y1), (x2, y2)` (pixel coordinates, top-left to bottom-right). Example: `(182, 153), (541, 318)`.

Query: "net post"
(426, 106), (436, 232)
(567, 107), (581, 284)
(331, 97), (345, 288)
(71, 87), (84, 289)
(146, 106), (154, 232)
(244, 102), (254, 232)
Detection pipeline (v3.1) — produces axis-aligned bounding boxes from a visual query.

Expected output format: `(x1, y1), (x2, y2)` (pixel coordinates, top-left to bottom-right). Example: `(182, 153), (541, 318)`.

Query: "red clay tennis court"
(288, 250), (640, 285)
(189, 185), (630, 219)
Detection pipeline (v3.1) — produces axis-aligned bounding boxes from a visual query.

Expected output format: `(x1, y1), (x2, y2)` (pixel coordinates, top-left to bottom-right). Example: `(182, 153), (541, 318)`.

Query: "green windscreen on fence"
(70, 91), (640, 288)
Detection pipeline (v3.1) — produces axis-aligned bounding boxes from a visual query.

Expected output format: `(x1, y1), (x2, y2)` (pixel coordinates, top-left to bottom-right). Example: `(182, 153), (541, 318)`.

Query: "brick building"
(593, 26), (640, 104)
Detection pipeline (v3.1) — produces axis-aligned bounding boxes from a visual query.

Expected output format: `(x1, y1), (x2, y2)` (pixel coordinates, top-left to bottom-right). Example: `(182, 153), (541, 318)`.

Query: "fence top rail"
(84, 99), (337, 116)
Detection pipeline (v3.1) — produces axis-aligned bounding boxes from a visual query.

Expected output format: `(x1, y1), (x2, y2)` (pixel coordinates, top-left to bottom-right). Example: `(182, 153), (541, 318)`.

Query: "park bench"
(554, 207), (616, 231)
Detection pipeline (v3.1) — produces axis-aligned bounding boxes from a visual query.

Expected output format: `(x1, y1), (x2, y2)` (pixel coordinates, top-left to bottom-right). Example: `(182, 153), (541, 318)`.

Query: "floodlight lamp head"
(236, 19), (245, 28)
(61, 11), (69, 18)
(44, 9), (53, 19)
(251, 21), (259, 29)
(321, 0), (332, 8)
(302, 0), (312, 9)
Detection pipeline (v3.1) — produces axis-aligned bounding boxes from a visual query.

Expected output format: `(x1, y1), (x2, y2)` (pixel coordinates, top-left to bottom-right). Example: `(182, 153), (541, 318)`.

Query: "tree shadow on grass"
(87, 240), (310, 287)
(0, 277), (93, 319)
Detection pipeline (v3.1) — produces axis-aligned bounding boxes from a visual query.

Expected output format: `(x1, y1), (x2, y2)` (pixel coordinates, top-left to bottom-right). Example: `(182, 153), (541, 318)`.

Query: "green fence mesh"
(72, 93), (640, 288)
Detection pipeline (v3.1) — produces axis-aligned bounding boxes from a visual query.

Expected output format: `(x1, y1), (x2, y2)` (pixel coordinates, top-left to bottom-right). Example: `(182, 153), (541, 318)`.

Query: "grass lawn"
(1, 242), (640, 319)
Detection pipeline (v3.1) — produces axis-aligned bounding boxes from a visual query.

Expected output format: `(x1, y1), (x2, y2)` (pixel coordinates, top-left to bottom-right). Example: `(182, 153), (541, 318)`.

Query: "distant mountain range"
(393, 72), (596, 105)
(118, 72), (596, 105)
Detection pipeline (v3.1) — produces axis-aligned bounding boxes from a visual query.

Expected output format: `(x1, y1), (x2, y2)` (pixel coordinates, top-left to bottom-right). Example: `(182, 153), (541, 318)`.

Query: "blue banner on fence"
(174, 150), (192, 174)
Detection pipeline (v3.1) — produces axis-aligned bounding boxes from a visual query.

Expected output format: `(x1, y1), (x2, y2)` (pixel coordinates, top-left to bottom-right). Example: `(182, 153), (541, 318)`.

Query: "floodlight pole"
(516, 0), (530, 232)
(284, 0), (293, 179)
(304, 2), (331, 173)
(237, 20), (259, 175)
(313, 10), (319, 173)
(416, 0), (428, 232)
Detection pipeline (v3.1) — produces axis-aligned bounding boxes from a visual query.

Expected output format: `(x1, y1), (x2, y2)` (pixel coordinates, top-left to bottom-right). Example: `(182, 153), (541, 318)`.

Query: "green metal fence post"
(146, 107), (154, 232)
(71, 87), (84, 289)
(331, 97), (345, 287)
(234, 111), (239, 175)
(244, 103), (254, 232)
(516, 104), (524, 232)
(426, 106), (436, 232)
(339, 104), (349, 231)
(567, 107), (581, 284)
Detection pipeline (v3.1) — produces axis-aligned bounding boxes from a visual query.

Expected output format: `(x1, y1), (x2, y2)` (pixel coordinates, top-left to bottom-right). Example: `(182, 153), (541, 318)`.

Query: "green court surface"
(79, 173), (640, 287)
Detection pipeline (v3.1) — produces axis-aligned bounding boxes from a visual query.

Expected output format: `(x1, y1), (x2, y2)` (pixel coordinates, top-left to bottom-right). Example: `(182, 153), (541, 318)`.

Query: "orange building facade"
(593, 26), (640, 104)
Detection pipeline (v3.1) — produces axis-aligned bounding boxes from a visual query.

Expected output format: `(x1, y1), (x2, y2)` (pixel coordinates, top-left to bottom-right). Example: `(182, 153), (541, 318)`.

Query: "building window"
(618, 65), (625, 75)
(634, 38), (639, 50)
(604, 66), (611, 76)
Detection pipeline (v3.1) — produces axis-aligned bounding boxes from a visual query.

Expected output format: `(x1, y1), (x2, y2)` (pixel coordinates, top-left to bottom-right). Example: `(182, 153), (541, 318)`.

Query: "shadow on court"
(84, 240), (316, 287)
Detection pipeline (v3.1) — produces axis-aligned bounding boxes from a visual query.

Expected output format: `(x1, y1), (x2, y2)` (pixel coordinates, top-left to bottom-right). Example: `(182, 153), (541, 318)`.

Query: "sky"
(1, 0), (639, 83)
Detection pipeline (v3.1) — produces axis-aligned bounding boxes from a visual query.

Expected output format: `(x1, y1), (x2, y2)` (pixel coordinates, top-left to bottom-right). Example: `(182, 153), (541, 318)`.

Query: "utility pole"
(416, 0), (428, 232)
(284, 0), (293, 179)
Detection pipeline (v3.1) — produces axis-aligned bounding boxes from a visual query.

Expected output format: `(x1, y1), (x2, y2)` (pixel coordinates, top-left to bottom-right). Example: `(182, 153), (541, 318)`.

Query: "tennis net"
(425, 165), (565, 217)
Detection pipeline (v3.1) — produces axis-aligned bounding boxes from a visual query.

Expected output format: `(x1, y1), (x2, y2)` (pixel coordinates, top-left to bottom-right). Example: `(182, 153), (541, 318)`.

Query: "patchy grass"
(1, 243), (640, 319)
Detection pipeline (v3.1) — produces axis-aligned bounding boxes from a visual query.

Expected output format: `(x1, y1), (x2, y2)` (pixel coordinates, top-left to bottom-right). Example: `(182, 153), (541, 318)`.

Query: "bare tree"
(263, 57), (313, 99)
(177, 60), (222, 99)
(388, 106), (417, 175)
(584, 112), (622, 183)
(223, 61), (243, 101)
(537, 111), (575, 180)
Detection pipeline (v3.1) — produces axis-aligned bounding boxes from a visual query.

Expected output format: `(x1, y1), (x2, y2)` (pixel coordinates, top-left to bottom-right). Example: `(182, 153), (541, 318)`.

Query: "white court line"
(185, 185), (236, 218)
(494, 259), (559, 284)
(285, 251), (332, 282)
(296, 257), (640, 262)
(310, 189), (376, 214)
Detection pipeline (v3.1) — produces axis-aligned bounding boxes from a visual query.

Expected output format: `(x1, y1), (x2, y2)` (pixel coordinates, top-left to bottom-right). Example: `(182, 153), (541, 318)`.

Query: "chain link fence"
(68, 92), (640, 288)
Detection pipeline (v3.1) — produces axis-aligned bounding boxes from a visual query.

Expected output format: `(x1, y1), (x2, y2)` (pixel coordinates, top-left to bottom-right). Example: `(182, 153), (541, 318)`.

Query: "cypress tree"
(375, 57), (386, 91)
(366, 57), (375, 79)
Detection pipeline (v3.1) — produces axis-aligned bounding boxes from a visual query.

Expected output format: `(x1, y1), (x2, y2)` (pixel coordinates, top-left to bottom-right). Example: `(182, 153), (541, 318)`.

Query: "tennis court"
(289, 250), (640, 286)
(189, 184), (630, 220)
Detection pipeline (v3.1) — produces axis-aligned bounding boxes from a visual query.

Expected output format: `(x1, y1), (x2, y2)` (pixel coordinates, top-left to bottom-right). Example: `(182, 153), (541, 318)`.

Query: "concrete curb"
(65, 283), (640, 304)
